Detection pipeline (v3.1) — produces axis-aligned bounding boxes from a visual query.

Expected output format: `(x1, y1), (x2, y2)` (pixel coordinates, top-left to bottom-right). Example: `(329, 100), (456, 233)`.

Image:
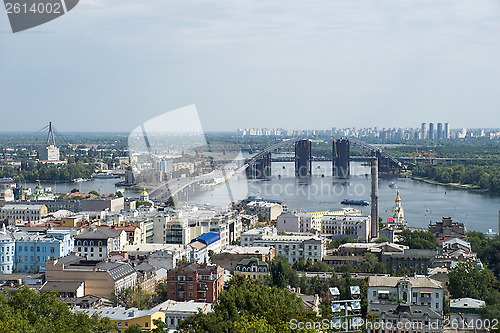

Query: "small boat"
(389, 182), (398, 189)
(341, 199), (370, 206)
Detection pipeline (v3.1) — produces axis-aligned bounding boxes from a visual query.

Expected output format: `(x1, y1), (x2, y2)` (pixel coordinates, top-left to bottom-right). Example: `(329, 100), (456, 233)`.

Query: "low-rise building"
(166, 263), (224, 303)
(234, 257), (269, 281)
(277, 212), (312, 233)
(14, 229), (74, 273)
(45, 255), (137, 298)
(368, 303), (443, 333)
(450, 298), (486, 329)
(188, 232), (221, 264)
(245, 201), (283, 221)
(74, 228), (128, 259)
(0, 204), (48, 222)
(367, 276), (443, 314)
(81, 197), (125, 213)
(211, 245), (274, 272)
(321, 215), (371, 242)
(77, 306), (165, 332)
(154, 300), (212, 331)
(381, 249), (437, 276)
(429, 217), (466, 243)
(249, 233), (326, 264)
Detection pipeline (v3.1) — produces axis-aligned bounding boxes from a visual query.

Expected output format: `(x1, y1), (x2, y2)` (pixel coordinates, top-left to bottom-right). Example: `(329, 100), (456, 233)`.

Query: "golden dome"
(395, 190), (401, 203)
(141, 188), (149, 197)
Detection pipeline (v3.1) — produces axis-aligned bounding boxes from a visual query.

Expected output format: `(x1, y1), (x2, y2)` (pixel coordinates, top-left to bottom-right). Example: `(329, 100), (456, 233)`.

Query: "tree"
(71, 188), (80, 193)
(178, 278), (318, 332)
(448, 262), (499, 300)
(124, 324), (143, 332)
(88, 190), (100, 196)
(398, 229), (438, 250)
(0, 287), (116, 332)
(115, 191), (124, 198)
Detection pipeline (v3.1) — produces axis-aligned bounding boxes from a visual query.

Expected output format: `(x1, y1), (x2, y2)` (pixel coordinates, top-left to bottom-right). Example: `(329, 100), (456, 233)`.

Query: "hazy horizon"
(2, 1), (500, 132)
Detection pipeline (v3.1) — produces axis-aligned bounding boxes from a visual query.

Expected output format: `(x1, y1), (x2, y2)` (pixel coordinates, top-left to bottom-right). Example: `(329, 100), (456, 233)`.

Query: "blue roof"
(191, 232), (220, 246)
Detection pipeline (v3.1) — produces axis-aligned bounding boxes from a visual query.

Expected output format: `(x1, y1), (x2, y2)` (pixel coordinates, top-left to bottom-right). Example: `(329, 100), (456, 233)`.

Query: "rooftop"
(368, 276), (443, 289)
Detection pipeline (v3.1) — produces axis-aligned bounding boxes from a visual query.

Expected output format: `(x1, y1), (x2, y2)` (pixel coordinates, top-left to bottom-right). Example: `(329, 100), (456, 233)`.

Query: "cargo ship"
(341, 199), (370, 206)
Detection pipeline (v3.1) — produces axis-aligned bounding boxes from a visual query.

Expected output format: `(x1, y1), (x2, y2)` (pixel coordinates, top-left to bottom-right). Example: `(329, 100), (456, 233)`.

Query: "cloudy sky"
(1, 0), (500, 132)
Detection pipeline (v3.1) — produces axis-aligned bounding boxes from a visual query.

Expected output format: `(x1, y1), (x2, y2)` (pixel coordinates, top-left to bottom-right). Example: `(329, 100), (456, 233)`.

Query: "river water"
(189, 162), (500, 233)
(24, 162), (500, 233)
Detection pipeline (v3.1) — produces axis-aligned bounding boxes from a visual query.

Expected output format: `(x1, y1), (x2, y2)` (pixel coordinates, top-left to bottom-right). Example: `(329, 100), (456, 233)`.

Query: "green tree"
(178, 278), (318, 332)
(0, 287), (115, 332)
(398, 229), (438, 250)
(448, 262), (499, 300)
(124, 324), (143, 332)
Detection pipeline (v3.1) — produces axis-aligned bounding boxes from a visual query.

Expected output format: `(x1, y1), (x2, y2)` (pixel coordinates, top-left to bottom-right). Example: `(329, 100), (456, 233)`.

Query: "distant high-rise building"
(421, 123), (427, 140)
(444, 123), (450, 139)
(437, 123), (443, 140)
(428, 123), (435, 140)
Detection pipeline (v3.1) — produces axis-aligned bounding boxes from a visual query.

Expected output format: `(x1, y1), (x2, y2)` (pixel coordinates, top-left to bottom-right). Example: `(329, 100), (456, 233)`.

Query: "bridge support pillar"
(246, 152), (272, 179)
(333, 139), (350, 178)
(371, 156), (379, 240)
(295, 140), (312, 177)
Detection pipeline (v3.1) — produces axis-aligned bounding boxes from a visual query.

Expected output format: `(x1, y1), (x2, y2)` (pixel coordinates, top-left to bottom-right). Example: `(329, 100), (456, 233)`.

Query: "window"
(30, 247), (33, 251)
(99, 247), (102, 252)
(124, 322), (128, 327)
(189, 292), (193, 298)
(171, 284), (175, 290)
(84, 247), (88, 252)
(78, 247), (81, 252)
(436, 303), (439, 309)
(435, 293), (439, 298)
(118, 322), (121, 327)
(24, 246), (28, 251)
(50, 247), (55, 253)
(90, 247), (94, 252)
(145, 322), (149, 328)
(189, 284), (193, 290)
(36, 247), (40, 252)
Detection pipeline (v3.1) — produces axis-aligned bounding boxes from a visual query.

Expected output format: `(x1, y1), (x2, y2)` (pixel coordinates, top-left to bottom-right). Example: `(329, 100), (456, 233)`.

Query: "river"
(23, 162), (500, 233)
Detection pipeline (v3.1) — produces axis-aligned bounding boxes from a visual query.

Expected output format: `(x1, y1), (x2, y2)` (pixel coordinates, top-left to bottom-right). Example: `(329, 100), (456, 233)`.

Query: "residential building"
(240, 226), (277, 247)
(211, 245), (274, 272)
(74, 228), (128, 259)
(234, 257), (269, 281)
(367, 276), (443, 313)
(81, 197), (125, 213)
(45, 255), (138, 298)
(244, 201), (283, 221)
(0, 204), (48, 222)
(154, 300), (212, 331)
(337, 242), (407, 257)
(297, 207), (330, 232)
(166, 263), (224, 303)
(244, 231), (326, 264)
(40, 281), (85, 298)
(14, 229), (74, 273)
(450, 298), (486, 329)
(381, 249), (437, 276)
(277, 212), (312, 233)
(188, 232), (221, 264)
(76, 307), (165, 332)
(0, 186), (14, 204)
(321, 215), (371, 242)
(368, 303), (443, 333)
(0, 226), (15, 274)
(429, 217), (466, 242)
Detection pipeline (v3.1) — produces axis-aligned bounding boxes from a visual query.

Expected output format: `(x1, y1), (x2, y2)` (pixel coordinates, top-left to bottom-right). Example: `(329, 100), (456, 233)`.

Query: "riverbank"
(411, 176), (483, 192)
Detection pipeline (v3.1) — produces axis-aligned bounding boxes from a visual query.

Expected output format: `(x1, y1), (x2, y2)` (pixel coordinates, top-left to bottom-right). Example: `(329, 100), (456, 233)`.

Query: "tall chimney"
(371, 156), (379, 240)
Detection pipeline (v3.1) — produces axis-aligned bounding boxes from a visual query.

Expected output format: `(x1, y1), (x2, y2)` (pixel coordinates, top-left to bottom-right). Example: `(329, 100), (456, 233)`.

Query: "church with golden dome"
(389, 190), (406, 227)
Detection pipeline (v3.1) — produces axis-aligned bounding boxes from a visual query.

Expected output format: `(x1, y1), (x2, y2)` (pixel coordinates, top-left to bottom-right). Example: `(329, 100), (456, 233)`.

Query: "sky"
(1, 0), (500, 133)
